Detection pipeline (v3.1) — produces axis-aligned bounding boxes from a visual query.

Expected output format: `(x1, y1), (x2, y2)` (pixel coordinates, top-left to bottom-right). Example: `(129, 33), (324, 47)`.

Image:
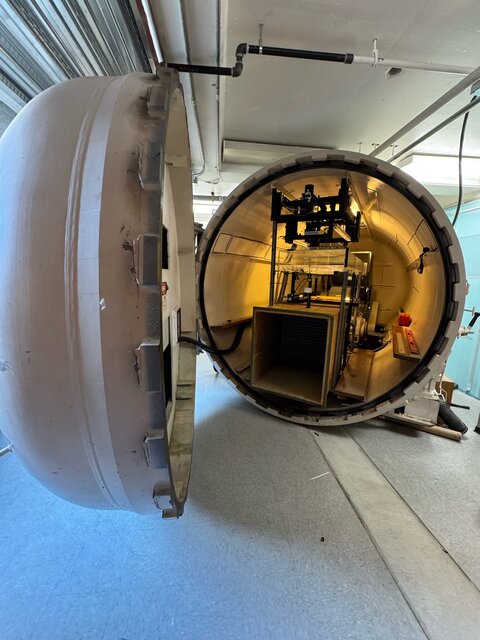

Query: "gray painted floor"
(1, 354), (479, 640)
(346, 392), (480, 589)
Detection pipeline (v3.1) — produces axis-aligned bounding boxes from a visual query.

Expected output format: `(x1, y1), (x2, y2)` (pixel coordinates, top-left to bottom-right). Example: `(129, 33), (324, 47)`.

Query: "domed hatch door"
(0, 70), (196, 516)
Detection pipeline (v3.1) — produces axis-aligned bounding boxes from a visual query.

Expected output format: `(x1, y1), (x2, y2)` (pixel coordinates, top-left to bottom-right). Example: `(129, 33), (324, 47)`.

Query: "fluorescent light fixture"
(223, 140), (328, 165)
(193, 197), (224, 205)
(398, 154), (480, 187)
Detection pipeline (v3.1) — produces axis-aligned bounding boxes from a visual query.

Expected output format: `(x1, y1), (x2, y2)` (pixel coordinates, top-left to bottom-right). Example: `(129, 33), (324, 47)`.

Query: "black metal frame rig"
(268, 179), (364, 385)
(270, 178), (361, 247)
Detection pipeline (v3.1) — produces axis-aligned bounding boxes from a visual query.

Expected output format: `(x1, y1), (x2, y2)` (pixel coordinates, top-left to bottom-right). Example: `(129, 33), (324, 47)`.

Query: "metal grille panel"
(279, 315), (328, 372)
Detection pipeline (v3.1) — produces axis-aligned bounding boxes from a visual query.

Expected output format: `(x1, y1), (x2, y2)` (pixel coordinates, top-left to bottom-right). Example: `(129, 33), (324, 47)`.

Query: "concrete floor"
(1, 354), (480, 640)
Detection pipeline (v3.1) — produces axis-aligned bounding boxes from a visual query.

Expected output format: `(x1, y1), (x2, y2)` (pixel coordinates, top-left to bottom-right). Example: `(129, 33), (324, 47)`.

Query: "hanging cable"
(452, 96), (475, 227)
(179, 323), (247, 355)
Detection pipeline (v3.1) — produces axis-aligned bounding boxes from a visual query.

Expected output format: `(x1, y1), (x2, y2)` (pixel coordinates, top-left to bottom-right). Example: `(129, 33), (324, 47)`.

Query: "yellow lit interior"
(202, 168), (445, 408)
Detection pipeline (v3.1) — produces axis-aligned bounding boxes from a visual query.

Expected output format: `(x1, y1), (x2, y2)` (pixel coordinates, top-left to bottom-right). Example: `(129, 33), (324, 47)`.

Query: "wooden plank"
(334, 349), (374, 400)
(381, 413), (462, 441)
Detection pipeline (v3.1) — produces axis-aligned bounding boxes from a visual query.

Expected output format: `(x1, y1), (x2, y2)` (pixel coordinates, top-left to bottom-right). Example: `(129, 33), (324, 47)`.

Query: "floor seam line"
(309, 427), (431, 640)
(345, 425), (480, 596)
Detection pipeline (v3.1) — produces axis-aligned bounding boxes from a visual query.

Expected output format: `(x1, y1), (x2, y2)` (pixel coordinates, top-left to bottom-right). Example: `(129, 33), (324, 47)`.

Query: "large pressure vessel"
(0, 72), (465, 515)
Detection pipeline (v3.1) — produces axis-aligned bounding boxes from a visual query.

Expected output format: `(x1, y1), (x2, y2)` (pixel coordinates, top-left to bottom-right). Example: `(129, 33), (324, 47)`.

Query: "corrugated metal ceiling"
(0, 0), (152, 135)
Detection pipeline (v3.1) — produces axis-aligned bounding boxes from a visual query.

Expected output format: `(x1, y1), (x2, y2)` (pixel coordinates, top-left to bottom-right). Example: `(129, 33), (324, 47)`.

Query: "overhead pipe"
(134, 0), (163, 66)
(167, 42), (248, 77)
(166, 41), (474, 78)
(175, 0), (207, 178)
(165, 35), (480, 173)
(137, 0), (206, 177)
(246, 44), (354, 64)
(353, 56), (472, 75)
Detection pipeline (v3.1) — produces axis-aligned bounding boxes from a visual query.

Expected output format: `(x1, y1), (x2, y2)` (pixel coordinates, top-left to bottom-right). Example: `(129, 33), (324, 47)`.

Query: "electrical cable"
(179, 323), (247, 355)
(452, 96), (475, 227)
(450, 402), (470, 410)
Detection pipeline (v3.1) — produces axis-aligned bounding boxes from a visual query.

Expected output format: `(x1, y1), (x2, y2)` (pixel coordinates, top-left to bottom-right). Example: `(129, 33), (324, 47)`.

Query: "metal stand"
(268, 220), (278, 305)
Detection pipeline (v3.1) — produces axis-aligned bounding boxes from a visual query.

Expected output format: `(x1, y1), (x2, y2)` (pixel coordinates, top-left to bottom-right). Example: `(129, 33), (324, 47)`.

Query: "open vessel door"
(0, 71), (197, 516)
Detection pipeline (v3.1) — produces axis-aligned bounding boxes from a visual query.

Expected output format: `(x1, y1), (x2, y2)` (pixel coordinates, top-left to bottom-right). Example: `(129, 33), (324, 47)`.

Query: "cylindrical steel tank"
(0, 72), (466, 515)
(197, 151), (465, 426)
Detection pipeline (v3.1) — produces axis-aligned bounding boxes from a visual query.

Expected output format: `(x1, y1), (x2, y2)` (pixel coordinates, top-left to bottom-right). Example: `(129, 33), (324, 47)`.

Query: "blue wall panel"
(445, 201), (480, 398)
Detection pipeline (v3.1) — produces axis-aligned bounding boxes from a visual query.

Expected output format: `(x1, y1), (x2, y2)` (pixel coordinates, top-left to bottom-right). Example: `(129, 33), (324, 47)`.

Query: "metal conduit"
(371, 64), (480, 157)
(389, 96), (480, 163)
(166, 41), (474, 78)
(165, 37), (480, 177)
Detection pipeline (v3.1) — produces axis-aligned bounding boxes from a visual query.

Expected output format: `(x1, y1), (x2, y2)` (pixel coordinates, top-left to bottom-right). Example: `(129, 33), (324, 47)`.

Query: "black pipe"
(167, 62), (234, 76)
(166, 41), (354, 77)
(247, 44), (354, 64)
(468, 311), (480, 329)
(233, 43), (248, 77)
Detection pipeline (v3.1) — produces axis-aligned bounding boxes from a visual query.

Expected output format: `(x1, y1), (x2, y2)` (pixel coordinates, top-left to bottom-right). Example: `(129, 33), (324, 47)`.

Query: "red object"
(398, 313), (412, 327)
(405, 328), (420, 354)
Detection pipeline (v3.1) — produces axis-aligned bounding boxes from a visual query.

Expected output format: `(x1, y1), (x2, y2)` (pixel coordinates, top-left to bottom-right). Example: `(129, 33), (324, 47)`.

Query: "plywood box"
(251, 305), (339, 407)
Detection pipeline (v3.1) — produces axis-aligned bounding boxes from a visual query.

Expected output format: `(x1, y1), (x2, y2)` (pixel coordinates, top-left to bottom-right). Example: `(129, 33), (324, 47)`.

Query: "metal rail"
(389, 96), (480, 162)
(371, 64), (480, 158)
